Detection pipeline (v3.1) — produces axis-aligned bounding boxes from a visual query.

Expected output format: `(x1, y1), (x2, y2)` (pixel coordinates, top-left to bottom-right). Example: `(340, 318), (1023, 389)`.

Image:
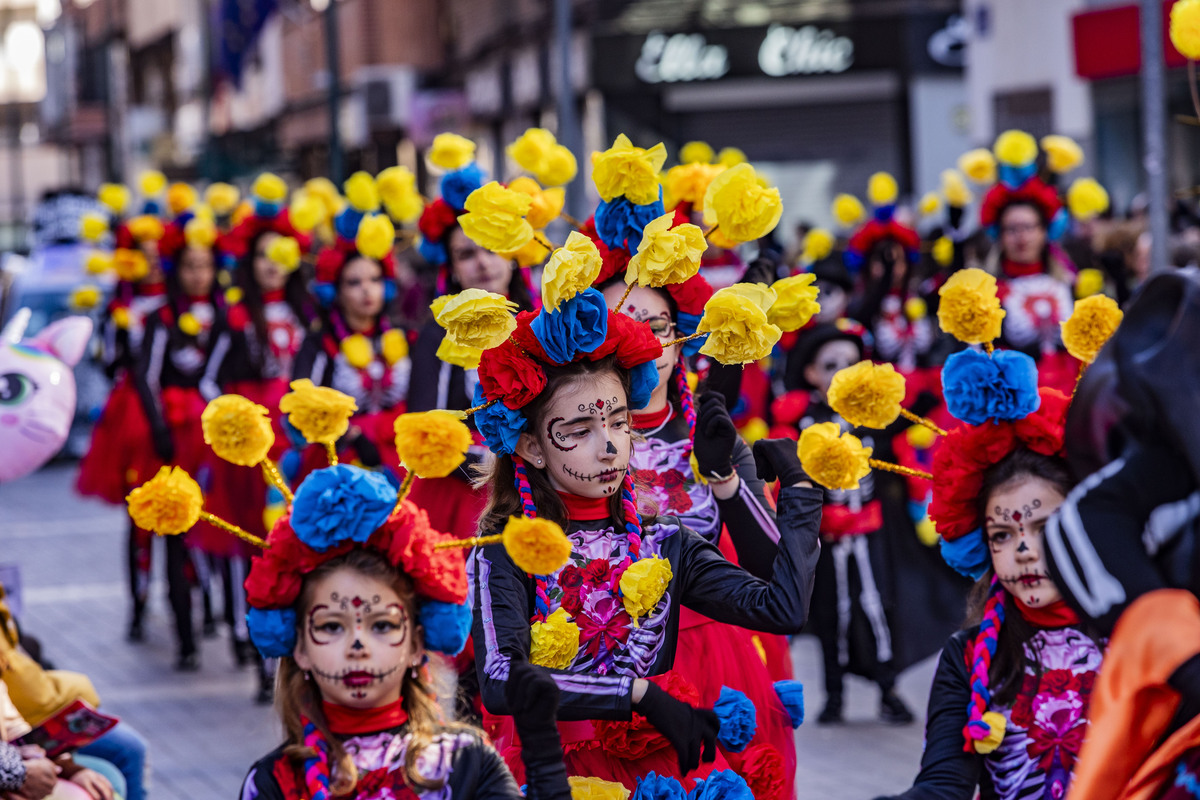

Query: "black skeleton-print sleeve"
(0, 741), (26, 792)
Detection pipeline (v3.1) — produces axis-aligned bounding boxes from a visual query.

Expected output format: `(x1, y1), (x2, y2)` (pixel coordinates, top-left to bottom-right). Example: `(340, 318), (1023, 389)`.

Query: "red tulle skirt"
(407, 475), (488, 540)
(76, 375), (161, 504)
(161, 386), (220, 548)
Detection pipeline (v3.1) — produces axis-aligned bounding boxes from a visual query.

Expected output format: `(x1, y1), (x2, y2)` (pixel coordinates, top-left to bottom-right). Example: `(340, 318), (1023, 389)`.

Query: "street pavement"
(0, 464), (933, 799)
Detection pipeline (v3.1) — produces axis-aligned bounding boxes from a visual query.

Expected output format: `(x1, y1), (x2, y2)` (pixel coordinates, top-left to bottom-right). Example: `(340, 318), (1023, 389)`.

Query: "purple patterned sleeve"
(0, 741), (26, 793)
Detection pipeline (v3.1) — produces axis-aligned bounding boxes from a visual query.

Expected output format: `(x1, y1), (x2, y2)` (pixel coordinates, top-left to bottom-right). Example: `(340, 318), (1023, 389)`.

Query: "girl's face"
(601, 284), (678, 409)
(293, 566), (422, 708)
(253, 231), (287, 293)
(516, 370), (633, 499)
(803, 339), (860, 399)
(339, 257), (385, 321)
(999, 204), (1047, 265)
(448, 227), (513, 296)
(140, 240), (165, 285)
(984, 476), (1065, 608)
(177, 246), (215, 298)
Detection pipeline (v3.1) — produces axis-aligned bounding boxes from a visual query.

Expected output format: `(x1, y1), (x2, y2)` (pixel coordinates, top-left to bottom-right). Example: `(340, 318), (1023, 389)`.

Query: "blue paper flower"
(254, 199), (282, 220)
(630, 361), (659, 409)
(633, 772), (687, 800)
(999, 162), (1037, 190)
(335, 207), (364, 242)
(531, 288), (609, 364)
(714, 686), (757, 752)
(473, 384), (528, 456)
(687, 770), (753, 800)
(247, 607), (296, 658)
(595, 194), (665, 251)
(940, 528), (990, 580)
(290, 465), (397, 552)
(988, 350), (1041, 421)
(441, 164), (485, 211)
(773, 680), (805, 728)
(418, 600), (472, 656)
(942, 349), (998, 425)
(675, 311), (708, 357)
(1047, 207), (1070, 241)
(419, 237), (447, 267)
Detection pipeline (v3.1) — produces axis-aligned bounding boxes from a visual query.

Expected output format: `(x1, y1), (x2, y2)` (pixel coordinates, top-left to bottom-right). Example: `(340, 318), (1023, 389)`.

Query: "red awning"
(1073, 0), (1188, 80)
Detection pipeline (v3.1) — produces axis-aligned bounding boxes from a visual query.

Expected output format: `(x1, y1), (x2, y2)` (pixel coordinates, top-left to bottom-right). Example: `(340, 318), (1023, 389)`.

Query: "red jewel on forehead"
(597, 399), (604, 409)
(351, 597), (363, 608)
(1012, 511), (1022, 522)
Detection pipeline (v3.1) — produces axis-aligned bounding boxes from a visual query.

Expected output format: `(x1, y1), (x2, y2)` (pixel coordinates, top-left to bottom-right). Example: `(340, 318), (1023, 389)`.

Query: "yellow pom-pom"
(620, 557), (674, 625)
(167, 182), (197, 216)
(128, 214), (165, 242)
(832, 194), (865, 228)
(530, 608), (581, 671)
(393, 409), (473, 479)
(279, 379), (359, 445)
(906, 423), (937, 450)
(937, 267), (1006, 345)
(918, 192), (942, 217)
(592, 134), (668, 205)
(717, 147), (746, 167)
(680, 141), (714, 164)
(231, 200), (255, 227)
(435, 288), (518, 350)
(508, 127), (556, 175)
(430, 132), (477, 171)
(1061, 294), (1123, 364)
(289, 191), (326, 233)
(662, 163), (722, 212)
(500, 235), (552, 268)
(867, 172), (899, 206)
(1075, 268), (1105, 299)
(1172, 0), (1200, 59)
(697, 284), (783, 365)
(507, 177), (564, 230)
(85, 251), (112, 275)
(111, 307), (131, 329)
(201, 395), (274, 466)
(543, 231), (603, 311)
(932, 236), (954, 267)
(905, 297), (928, 321)
(502, 516), (573, 576)
(304, 177), (342, 216)
(355, 213), (396, 261)
(798, 422), (873, 490)
(958, 149), (997, 184)
(973, 711), (1008, 755)
(739, 417), (769, 446)
(768, 273), (821, 332)
(204, 182), (240, 216)
(993, 130), (1038, 167)
(80, 212), (108, 243)
(702, 163), (783, 243)
(827, 361), (907, 429)
(340, 334), (373, 369)
(376, 166), (424, 224)
(139, 170), (167, 196)
(112, 249), (149, 282)
(537, 145), (578, 187)
(225, 287), (244, 305)
(915, 516), (939, 547)
(568, 776), (631, 800)
(435, 337), (483, 370)
(459, 182), (534, 254)
(344, 171), (380, 213)
(178, 312), (202, 337)
(184, 216), (217, 249)
(126, 466), (203, 535)
(627, 214), (706, 288)
(1067, 177), (1110, 221)
(941, 170), (973, 207)
(98, 183), (131, 215)
(1040, 135), (1084, 174)
(69, 285), (101, 311)
(381, 329), (408, 366)
(266, 236), (301, 273)
(251, 172), (288, 204)
(802, 228), (835, 264)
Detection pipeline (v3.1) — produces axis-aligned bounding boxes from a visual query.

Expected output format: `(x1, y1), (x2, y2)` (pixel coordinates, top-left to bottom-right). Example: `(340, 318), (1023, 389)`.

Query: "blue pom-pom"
(384, 281), (397, 302)
(418, 600), (472, 656)
(940, 528), (990, 580)
(530, 288), (609, 363)
(1047, 207), (1070, 241)
(419, 237), (447, 266)
(141, 199), (163, 216)
(629, 361), (660, 410)
(335, 207), (364, 242)
(773, 680), (805, 728)
(687, 770), (753, 800)
(873, 203), (896, 223)
(594, 194), (665, 251)
(290, 465), (397, 552)
(713, 686), (757, 752)
(989, 350), (1041, 421)
(254, 199), (282, 219)
(999, 162), (1037, 190)
(842, 249), (865, 275)
(675, 311), (707, 357)
(942, 349), (997, 425)
(313, 282), (336, 306)
(441, 164), (485, 211)
(472, 383), (528, 455)
(633, 772), (687, 800)
(247, 607), (296, 658)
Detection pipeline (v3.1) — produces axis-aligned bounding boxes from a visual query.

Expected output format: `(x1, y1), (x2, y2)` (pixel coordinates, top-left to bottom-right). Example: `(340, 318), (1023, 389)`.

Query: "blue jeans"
(76, 723), (147, 800)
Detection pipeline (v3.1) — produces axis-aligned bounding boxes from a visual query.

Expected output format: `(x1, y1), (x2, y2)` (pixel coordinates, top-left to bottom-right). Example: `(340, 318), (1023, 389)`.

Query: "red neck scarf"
(186, 294), (211, 304)
(557, 491), (610, 521)
(632, 404), (673, 430)
(137, 282), (166, 297)
(1001, 258), (1044, 279)
(262, 288), (286, 303)
(1013, 597), (1079, 628)
(321, 698), (408, 735)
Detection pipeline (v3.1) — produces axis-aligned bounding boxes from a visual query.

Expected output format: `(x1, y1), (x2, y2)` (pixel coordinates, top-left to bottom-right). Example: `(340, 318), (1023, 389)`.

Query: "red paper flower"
(669, 274), (715, 316)
(419, 198), (459, 244)
(734, 744), (786, 800)
(980, 176), (1062, 229)
(476, 339), (547, 409)
(593, 672), (700, 759)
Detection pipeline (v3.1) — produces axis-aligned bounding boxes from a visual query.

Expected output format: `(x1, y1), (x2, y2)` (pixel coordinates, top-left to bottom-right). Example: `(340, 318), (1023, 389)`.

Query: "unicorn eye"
(0, 373), (35, 405)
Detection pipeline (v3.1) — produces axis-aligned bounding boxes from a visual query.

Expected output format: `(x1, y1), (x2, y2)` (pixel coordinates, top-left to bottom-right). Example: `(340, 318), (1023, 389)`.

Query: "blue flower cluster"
(473, 383), (528, 456)
(441, 163), (485, 211)
(675, 311), (707, 357)
(531, 288), (610, 364)
(247, 607), (296, 658)
(335, 207), (364, 242)
(714, 686), (757, 752)
(290, 465), (397, 552)
(418, 600), (472, 656)
(941, 528), (990, 580)
(632, 772), (686, 800)
(773, 680), (805, 728)
(594, 193), (665, 251)
(687, 770), (754, 800)
(942, 349), (1041, 426)
(630, 361), (659, 410)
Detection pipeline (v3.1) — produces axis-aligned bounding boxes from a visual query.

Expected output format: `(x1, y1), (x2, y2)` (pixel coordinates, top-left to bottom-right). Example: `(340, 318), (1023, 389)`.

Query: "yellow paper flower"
(459, 182), (534, 254)
(1061, 295), (1123, 364)
(530, 608), (581, 671)
(279, 379), (359, 445)
(204, 182), (240, 216)
(906, 297), (928, 321)
(507, 177), (564, 230)
(537, 145), (578, 187)
(139, 170), (167, 197)
(112, 307), (130, 329)
(376, 166), (424, 223)
(305, 177), (342, 216)
(85, 251), (112, 275)
(801, 228), (834, 264)
(252, 172), (288, 204)
(994, 130), (1038, 167)
(501, 235), (551, 268)
(1040, 135), (1084, 174)
(941, 170), (973, 207)
(702, 163), (783, 243)
(739, 416), (770, 446)
(167, 183), (197, 216)
(958, 149), (997, 184)
(832, 194), (865, 228)
(697, 285), (783, 365)
(178, 313), (202, 337)
(69, 285), (101, 311)
(430, 132), (476, 171)
(1075, 267), (1105, 299)
(344, 171), (380, 213)
(932, 236), (954, 267)
(98, 183), (131, 215)
(381, 328), (409, 366)
(1173, 0), (1200, 59)
(662, 163), (722, 211)
(289, 191), (326, 233)
(798, 422), (872, 490)
(225, 287), (244, 305)
(974, 711), (1007, 755)
(113, 248), (149, 281)
(502, 516), (573, 576)
(184, 216), (217, 249)
(508, 128), (556, 175)
(680, 140), (714, 164)
(827, 361), (906, 429)
(340, 334), (373, 369)
(435, 337), (483, 370)
(918, 192), (942, 217)
(619, 556), (673, 625)
(393, 409), (473, 479)
(627, 214), (705, 288)
(356, 213), (396, 261)
(265, 236), (301, 273)
(128, 214), (165, 242)
(231, 200), (254, 227)
(937, 268), (1006, 345)
(126, 466), (204, 535)
(1067, 178), (1110, 221)
(717, 147), (746, 167)
(80, 212), (108, 242)
(542, 231), (603, 311)
(435, 288), (519, 349)
(201, 395), (274, 466)
(568, 776), (631, 800)
(591, 134), (668, 204)
(868, 172), (899, 206)
(768, 274), (821, 331)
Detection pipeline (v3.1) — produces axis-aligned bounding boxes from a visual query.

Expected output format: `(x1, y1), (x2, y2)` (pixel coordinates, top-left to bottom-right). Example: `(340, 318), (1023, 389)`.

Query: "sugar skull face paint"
(985, 476), (1065, 609)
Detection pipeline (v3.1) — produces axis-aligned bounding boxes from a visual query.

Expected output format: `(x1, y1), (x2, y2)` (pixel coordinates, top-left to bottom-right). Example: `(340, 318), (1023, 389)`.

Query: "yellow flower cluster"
(591, 134), (668, 204)
(128, 214), (165, 242)
(279, 379), (358, 445)
(252, 172), (288, 204)
(202, 395), (274, 467)
(1061, 294), (1123, 364)
(393, 410), (474, 479)
(502, 516), (573, 576)
(80, 212), (108, 242)
(627, 214), (705, 288)
(167, 183), (197, 216)
(139, 170), (167, 196)
(184, 216), (218, 250)
(85, 252), (112, 275)
(831, 194), (865, 228)
(344, 171), (380, 213)
(937, 268), (1006, 345)
(69, 285), (101, 311)
(867, 172), (899, 206)
(98, 183), (131, 215)
(718, 147), (746, 167)
(508, 128), (578, 187)
(619, 556), (673, 625)
(1074, 268), (1106, 299)
(974, 711), (1008, 755)
(178, 312), (202, 337)
(1172, 0), (1200, 60)
(958, 149), (997, 184)
(767, 274), (821, 331)
(501, 236), (552, 268)
(126, 466), (204, 536)
(702, 163), (783, 243)
(932, 236), (954, 267)
(542, 232), (603, 311)
(798, 422), (872, 491)
(435, 289), (518, 350)
(377, 166), (424, 223)
(827, 361), (907, 429)
(662, 162), (723, 212)
(435, 337), (483, 370)
(801, 228), (834, 264)
(459, 182), (535, 254)
(266, 235), (302, 272)
(1067, 178), (1109, 221)
(340, 334), (372, 369)
(941, 170), (973, 207)
(530, 608), (580, 670)
(429, 133), (476, 171)
(567, 776), (631, 800)
(1040, 135), (1084, 174)
(356, 214), (396, 261)
(289, 192), (326, 233)
(381, 329), (408, 365)
(680, 140), (715, 164)
(918, 192), (942, 217)
(508, 177), (564, 230)
(993, 130), (1038, 167)
(697, 284), (782, 365)
(205, 182), (240, 216)
(113, 249), (150, 281)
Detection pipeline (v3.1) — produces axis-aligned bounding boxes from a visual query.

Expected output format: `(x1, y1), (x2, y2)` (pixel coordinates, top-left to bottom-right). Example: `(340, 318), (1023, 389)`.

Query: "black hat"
(784, 319), (869, 392)
(807, 256), (853, 293)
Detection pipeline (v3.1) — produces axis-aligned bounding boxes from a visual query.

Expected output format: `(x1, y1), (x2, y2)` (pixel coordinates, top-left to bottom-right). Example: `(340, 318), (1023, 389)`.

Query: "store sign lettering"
(636, 32), (730, 83)
(758, 24), (854, 76)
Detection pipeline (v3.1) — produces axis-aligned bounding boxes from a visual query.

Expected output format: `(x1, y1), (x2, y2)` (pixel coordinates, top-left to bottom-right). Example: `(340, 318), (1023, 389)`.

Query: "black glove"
(947, 204), (965, 231)
(693, 391), (737, 478)
(753, 437), (807, 487)
(704, 362), (743, 411)
(350, 430), (381, 467)
(634, 681), (719, 775)
(152, 426), (175, 464)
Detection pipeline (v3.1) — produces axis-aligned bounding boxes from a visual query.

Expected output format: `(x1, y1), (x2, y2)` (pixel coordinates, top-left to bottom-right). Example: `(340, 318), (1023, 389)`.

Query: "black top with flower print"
(0, 742), (24, 792)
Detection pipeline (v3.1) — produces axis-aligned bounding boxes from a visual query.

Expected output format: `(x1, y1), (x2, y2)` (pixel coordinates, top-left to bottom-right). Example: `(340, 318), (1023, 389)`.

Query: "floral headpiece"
(417, 133), (486, 267)
(216, 173), (314, 273)
(838, 172), (921, 273)
(312, 170), (406, 306)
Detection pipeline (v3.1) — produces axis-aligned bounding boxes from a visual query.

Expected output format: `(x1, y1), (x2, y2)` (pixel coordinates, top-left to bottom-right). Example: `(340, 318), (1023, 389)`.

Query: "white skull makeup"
(601, 283), (678, 412)
(984, 476), (1066, 609)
